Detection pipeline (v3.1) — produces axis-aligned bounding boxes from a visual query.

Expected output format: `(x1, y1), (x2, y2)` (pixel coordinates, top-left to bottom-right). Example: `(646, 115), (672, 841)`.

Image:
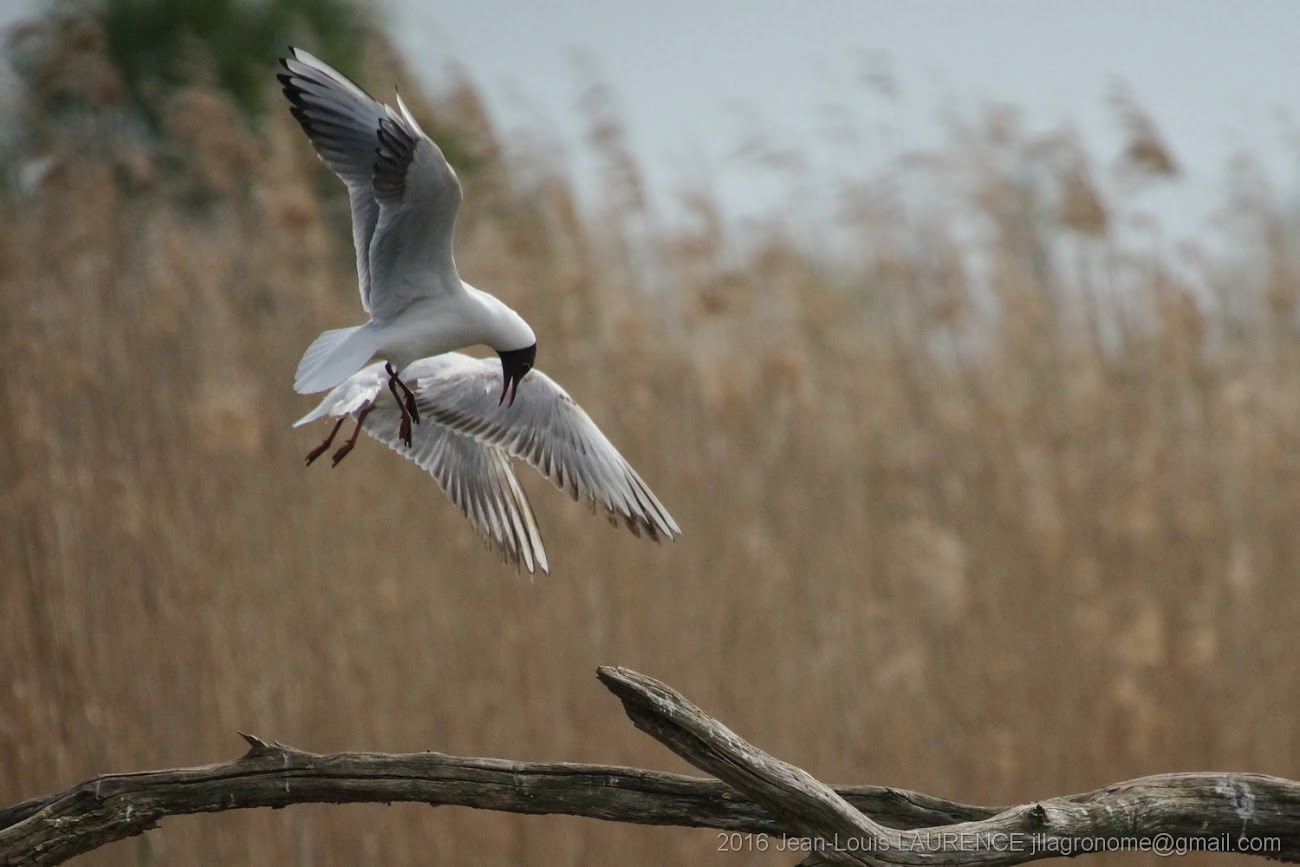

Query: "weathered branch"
(1, 667), (1296, 866)
(598, 666), (1300, 865)
(0, 734), (987, 866)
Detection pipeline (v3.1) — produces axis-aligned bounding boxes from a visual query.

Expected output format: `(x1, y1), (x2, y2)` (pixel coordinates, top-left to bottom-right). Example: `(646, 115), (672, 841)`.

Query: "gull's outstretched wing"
(407, 355), (681, 542)
(294, 360), (548, 573)
(278, 48), (462, 320)
(363, 407), (548, 574)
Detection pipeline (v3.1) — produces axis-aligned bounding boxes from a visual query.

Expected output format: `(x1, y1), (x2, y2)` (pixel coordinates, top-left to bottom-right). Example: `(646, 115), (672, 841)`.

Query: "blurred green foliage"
(75, 0), (367, 120)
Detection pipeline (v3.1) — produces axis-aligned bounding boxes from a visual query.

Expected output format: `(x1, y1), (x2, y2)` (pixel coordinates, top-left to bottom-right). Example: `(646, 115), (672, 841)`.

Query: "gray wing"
(278, 48), (462, 320)
(363, 402), (549, 574)
(409, 357), (681, 542)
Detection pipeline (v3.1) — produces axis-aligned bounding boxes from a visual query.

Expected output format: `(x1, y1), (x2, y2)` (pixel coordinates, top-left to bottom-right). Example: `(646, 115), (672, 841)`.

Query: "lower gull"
(295, 354), (681, 573)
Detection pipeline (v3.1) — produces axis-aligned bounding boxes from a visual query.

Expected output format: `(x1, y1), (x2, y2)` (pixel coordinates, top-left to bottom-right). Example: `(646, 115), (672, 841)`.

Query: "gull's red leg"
(400, 377), (420, 423)
(305, 416), (347, 465)
(386, 362), (420, 424)
(330, 404), (375, 467)
(386, 367), (415, 447)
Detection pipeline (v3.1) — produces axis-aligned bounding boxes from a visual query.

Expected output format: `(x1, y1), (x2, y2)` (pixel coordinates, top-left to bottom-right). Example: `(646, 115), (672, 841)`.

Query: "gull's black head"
(497, 343), (536, 407)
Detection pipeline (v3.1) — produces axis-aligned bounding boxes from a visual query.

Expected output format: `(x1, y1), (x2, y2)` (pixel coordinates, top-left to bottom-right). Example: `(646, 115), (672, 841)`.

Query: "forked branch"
(1, 666), (1296, 866)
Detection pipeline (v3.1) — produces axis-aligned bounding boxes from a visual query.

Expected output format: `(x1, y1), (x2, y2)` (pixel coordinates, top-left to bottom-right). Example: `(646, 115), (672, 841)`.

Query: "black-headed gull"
(295, 355), (681, 572)
(278, 48), (537, 448)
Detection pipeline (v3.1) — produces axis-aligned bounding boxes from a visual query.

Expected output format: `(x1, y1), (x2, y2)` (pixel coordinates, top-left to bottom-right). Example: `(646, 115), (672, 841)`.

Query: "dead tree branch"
(1, 666), (1296, 866)
(598, 666), (1300, 865)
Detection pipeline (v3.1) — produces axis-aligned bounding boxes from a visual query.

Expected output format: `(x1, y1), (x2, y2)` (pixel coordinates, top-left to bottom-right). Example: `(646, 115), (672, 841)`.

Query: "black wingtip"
(281, 85), (312, 133)
(375, 117), (409, 154)
(288, 105), (314, 134)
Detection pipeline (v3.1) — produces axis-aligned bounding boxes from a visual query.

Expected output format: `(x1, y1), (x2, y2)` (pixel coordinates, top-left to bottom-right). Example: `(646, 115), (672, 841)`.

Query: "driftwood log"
(1, 666), (1296, 865)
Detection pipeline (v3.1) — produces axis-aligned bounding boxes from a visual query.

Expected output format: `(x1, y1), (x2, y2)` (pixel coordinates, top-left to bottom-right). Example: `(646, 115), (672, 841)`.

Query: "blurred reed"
(1, 10), (1297, 866)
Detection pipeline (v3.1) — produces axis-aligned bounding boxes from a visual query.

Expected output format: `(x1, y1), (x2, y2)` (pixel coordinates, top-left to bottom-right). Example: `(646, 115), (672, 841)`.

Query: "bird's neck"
(464, 283), (536, 352)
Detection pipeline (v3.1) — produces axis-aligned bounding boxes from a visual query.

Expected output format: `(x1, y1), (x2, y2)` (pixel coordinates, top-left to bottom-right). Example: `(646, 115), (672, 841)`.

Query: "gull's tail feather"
(293, 362), (388, 427)
(294, 325), (376, 394)
(292, 400), (331, 428)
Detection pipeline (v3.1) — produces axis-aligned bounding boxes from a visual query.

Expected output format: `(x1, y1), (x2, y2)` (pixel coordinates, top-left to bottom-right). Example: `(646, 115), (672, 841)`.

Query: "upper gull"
(278, 47), (537, 446)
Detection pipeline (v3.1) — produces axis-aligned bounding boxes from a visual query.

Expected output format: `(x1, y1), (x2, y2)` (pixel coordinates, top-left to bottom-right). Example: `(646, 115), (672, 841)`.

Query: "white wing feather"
(363, 405), (548, 574)
(406, 355), (681, 542)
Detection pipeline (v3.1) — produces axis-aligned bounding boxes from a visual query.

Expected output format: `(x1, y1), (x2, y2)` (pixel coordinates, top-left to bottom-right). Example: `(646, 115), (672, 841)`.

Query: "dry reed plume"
(2, 14), (1298, 866)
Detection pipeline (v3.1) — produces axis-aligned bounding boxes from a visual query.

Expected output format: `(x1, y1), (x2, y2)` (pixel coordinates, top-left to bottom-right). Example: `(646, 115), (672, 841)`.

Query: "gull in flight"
(295, 355), (681, 573)
(278, 47), (537, 447)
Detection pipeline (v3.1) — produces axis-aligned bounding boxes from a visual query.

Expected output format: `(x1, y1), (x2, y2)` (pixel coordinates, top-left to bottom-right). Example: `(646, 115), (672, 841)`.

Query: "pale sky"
(384, 0), (1300, 247)
(3, 0), (1297, 247)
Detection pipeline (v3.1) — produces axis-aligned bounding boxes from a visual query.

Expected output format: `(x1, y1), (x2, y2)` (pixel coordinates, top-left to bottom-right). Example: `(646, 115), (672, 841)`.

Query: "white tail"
(293, 325), (376, 394)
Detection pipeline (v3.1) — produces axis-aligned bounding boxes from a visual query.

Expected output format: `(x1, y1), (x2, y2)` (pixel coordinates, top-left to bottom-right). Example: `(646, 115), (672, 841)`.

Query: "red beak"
(498, 373), (521, 407)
